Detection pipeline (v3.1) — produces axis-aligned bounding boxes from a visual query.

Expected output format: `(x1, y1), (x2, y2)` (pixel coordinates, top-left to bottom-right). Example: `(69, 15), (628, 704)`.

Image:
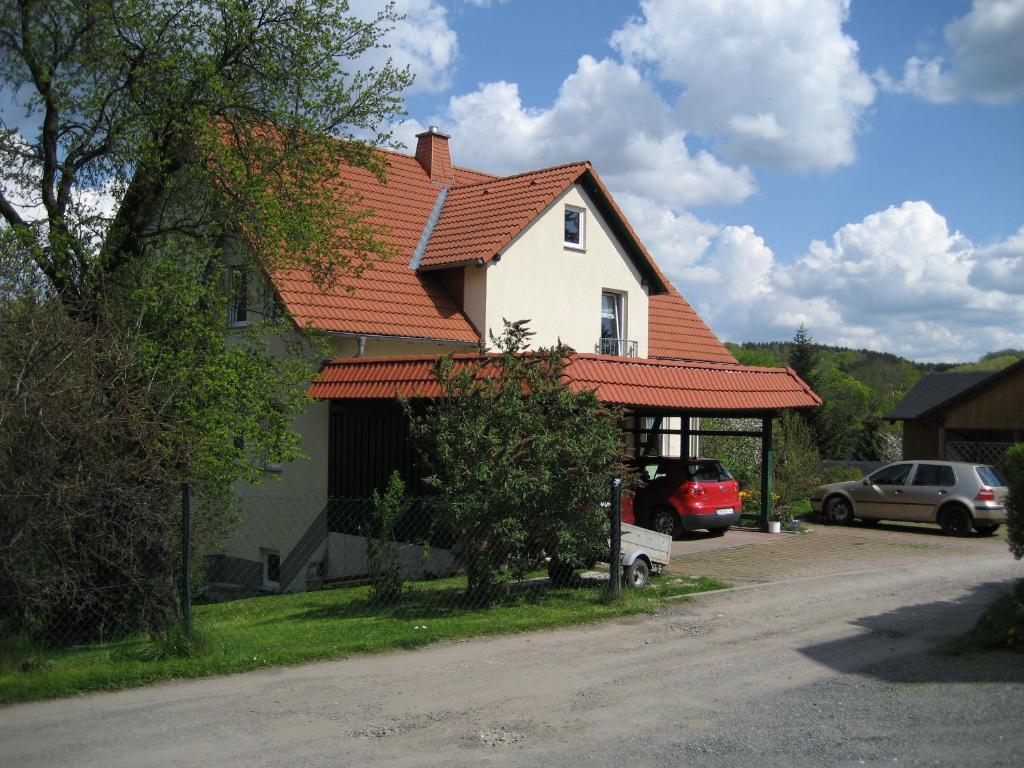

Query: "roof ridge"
(374, 145), (500, 181)
(449, 160), (591, 190)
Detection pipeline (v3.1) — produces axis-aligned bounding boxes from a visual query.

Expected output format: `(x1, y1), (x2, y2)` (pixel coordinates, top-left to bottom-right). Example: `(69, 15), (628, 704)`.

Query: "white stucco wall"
(465, 185), (649, 356)
(224, 330), (468, 573)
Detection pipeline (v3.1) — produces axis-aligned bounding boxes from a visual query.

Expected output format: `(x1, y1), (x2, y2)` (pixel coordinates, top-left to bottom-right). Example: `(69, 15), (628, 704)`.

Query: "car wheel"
(939, 506), (972, 537)
(974, 523), (1000, 536)
(708, 526), (730, 536)
(825, 496), (855, 525)
(649, 506), (679, 539)
(624, 559), (650, 589)
(547, 559), (576, 586)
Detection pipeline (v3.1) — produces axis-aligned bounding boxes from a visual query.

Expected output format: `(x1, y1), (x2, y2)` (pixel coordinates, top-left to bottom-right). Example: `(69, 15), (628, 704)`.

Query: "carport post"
(610, 476), (622, 598)
(759, 415), (774, 531)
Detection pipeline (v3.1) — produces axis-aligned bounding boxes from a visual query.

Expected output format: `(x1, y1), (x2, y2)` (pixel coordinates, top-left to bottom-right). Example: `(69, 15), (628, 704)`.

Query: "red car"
(623, 458), (742, 538)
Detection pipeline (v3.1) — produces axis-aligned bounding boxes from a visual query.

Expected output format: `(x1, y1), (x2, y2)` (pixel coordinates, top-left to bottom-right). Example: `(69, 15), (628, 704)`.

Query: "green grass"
(944, 579), (1024, 655)
(0, 571), (727, 705)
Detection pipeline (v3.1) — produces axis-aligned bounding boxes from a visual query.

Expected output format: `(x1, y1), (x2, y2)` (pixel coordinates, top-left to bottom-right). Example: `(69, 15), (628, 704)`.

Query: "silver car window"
(868, 463), (913, 486)
(911, 464), (955, 487)
(976, 466), (1006, 487)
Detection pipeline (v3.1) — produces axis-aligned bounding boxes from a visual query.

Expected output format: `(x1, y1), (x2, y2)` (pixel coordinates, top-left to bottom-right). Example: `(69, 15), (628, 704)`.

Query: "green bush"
(819, 464), (866, 485)
(367, 473), (409, 605)
(1005, 444), (1024, 560)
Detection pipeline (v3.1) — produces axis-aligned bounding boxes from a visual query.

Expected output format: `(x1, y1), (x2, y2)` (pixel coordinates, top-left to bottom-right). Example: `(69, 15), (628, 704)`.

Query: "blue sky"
(367, 0), (1024, 362)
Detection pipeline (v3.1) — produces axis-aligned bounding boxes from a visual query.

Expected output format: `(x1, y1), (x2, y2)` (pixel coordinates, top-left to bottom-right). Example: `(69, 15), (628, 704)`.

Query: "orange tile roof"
(268, 140), (730, 362)
(309, 353), (820, 412)
(419, 163), (590, 268)
(648, 288), (738, 363)
(272, 150), (482, 343)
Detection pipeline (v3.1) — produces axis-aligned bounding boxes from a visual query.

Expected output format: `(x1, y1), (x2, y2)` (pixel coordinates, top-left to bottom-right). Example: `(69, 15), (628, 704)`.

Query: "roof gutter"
(328, 330), (480, 347)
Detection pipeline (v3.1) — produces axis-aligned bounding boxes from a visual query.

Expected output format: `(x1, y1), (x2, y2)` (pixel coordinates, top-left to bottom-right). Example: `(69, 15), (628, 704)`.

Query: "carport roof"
(309, 353), (821, 413)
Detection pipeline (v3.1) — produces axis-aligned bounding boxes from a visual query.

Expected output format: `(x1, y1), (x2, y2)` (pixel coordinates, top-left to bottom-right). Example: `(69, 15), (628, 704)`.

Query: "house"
(886, 359), (1024, 466)
(211, 128), (820, 593)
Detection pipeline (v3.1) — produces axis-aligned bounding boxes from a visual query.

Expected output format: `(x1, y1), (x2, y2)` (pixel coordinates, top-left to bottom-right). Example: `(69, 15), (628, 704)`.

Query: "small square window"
(564, 205), (585, 249)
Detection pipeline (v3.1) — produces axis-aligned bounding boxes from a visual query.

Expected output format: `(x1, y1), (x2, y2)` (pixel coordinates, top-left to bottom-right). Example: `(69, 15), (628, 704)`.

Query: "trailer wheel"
(624, 559), (650, 589)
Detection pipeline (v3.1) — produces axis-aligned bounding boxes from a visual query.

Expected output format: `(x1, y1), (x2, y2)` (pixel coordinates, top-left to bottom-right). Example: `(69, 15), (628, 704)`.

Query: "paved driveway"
(668, 521), (1007, 584)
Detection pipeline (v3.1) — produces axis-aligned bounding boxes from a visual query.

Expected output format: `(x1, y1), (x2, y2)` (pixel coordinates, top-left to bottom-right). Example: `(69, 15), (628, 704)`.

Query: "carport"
(309, 352), (821, 530)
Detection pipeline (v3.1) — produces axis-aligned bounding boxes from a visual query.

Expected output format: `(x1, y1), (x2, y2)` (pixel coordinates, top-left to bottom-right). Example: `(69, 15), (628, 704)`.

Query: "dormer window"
(564, 205), (585, 249)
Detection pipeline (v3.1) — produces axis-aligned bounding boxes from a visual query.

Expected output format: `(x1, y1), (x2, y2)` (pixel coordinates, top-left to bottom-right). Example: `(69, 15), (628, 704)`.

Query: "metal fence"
(1, 486), (626, 650)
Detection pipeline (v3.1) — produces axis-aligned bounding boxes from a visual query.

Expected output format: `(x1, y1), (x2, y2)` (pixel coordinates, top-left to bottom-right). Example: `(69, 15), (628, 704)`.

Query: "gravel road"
(2, 553), (1022, 767)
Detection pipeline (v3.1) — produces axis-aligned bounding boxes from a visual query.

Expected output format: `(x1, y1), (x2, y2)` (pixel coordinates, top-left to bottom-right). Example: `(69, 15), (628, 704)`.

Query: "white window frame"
(564, 204), (586, 250)
(228, 266), (248, 327)
(601, 290), (625, 342)
(261, 548), (281, 590)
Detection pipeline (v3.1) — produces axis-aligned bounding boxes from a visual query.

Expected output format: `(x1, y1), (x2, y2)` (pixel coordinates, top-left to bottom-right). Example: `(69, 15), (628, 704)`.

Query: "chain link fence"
(0, 487), (184, 648)
(2, 486), (629, 651)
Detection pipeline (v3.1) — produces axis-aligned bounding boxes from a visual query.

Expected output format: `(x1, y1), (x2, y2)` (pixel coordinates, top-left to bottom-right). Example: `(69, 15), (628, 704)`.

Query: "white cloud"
(615, 193), (718, 272)
(640, 201), (1024, 362)
(349, 0), (458, 94)
(879, 0), (1024, 104)
(611, 0), (875, 172)
(970, 226), (1024, 294)
(432, 57), (756, 207)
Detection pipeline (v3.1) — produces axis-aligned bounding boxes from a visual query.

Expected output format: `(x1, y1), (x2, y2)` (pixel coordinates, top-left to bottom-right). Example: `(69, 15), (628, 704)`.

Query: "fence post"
(610, 475), (622, 598)
(181, 482), (192, 634)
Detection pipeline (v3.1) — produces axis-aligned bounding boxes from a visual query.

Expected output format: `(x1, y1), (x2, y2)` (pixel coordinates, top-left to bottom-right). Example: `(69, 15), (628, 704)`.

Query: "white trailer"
(618, 522), (672, 588)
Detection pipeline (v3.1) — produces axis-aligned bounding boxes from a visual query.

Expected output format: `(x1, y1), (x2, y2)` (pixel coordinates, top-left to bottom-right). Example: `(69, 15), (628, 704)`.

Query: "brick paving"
(667, 522), (1009, 585)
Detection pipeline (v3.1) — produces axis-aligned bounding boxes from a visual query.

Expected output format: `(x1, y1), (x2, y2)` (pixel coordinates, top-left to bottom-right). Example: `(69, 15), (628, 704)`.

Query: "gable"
(473, 183), (650, 355)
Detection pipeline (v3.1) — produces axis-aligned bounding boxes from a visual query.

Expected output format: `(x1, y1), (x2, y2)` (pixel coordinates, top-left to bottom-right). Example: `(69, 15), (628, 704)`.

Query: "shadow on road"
(798, 578), (1024, 684)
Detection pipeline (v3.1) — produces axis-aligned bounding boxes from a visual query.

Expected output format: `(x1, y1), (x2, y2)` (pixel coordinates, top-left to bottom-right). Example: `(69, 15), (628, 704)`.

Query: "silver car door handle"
(892, 490), (903, 495)
(937, 489), (948, 495)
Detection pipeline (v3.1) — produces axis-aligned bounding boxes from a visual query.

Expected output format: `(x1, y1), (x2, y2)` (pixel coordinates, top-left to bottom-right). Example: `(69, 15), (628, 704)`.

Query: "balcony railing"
(596, 338), (638, 357)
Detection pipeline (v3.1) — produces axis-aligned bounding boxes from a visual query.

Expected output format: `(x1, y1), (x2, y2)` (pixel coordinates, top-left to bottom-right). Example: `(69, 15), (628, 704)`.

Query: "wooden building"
(886, 359), (1024, 466)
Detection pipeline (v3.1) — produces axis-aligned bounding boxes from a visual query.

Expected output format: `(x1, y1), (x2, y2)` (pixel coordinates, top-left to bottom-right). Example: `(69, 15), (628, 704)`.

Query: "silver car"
(810, 460), (1008, 536)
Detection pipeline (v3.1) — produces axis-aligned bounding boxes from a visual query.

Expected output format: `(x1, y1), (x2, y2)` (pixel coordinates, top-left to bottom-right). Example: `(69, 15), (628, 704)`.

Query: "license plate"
(716, 508), (734, 515)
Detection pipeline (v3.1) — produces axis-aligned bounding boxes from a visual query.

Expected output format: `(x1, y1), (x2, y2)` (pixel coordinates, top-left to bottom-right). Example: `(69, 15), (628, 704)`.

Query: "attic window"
(564, 205), (585, 249)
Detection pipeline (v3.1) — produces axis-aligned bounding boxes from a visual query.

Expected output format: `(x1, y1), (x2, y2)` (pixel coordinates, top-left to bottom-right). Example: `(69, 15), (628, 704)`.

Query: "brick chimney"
(415, 126), (455, 186)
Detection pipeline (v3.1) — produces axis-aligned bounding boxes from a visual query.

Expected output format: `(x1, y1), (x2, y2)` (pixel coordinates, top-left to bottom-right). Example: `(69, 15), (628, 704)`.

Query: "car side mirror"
(862, 479), (871, 486)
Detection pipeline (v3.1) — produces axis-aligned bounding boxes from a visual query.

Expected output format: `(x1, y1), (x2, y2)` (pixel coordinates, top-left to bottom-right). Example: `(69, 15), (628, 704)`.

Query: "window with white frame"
(564, 205), (585, 249)
(228, 266), (248, 327)
(601, 290), (623, 341)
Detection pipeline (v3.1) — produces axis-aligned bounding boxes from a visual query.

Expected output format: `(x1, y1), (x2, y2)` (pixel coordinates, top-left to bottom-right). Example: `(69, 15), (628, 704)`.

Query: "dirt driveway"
(2, 528), (1022, 767)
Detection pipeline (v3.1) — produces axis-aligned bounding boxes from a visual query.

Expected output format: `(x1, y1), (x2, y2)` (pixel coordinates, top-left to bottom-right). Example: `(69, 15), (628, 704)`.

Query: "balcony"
(596, 338), (638, 357)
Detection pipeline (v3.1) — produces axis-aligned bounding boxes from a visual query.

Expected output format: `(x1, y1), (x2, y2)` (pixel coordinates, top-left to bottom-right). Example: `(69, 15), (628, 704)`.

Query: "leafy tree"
(1005, 444), (1024, 560)
(0, 0), (412, 642)
(773, 411), (821, 524)
(407, 321), (630, 603)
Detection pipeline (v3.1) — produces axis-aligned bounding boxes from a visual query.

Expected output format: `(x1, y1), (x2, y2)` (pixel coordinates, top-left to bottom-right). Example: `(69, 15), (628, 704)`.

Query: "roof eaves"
(576, 168), (668, 294)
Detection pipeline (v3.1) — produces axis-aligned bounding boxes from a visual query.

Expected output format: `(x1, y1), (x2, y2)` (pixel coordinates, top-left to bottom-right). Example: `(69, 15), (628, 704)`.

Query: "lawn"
(0, 571), (727, 705)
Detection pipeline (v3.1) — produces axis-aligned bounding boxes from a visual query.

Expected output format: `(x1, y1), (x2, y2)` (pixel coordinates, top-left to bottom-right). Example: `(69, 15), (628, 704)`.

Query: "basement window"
(261, 548), (281, 589)
(564, 205), (585, 249)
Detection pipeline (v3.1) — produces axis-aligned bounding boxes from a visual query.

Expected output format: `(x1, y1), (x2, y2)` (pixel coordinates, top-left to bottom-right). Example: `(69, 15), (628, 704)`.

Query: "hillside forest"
(726, 331), (1023, 463)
